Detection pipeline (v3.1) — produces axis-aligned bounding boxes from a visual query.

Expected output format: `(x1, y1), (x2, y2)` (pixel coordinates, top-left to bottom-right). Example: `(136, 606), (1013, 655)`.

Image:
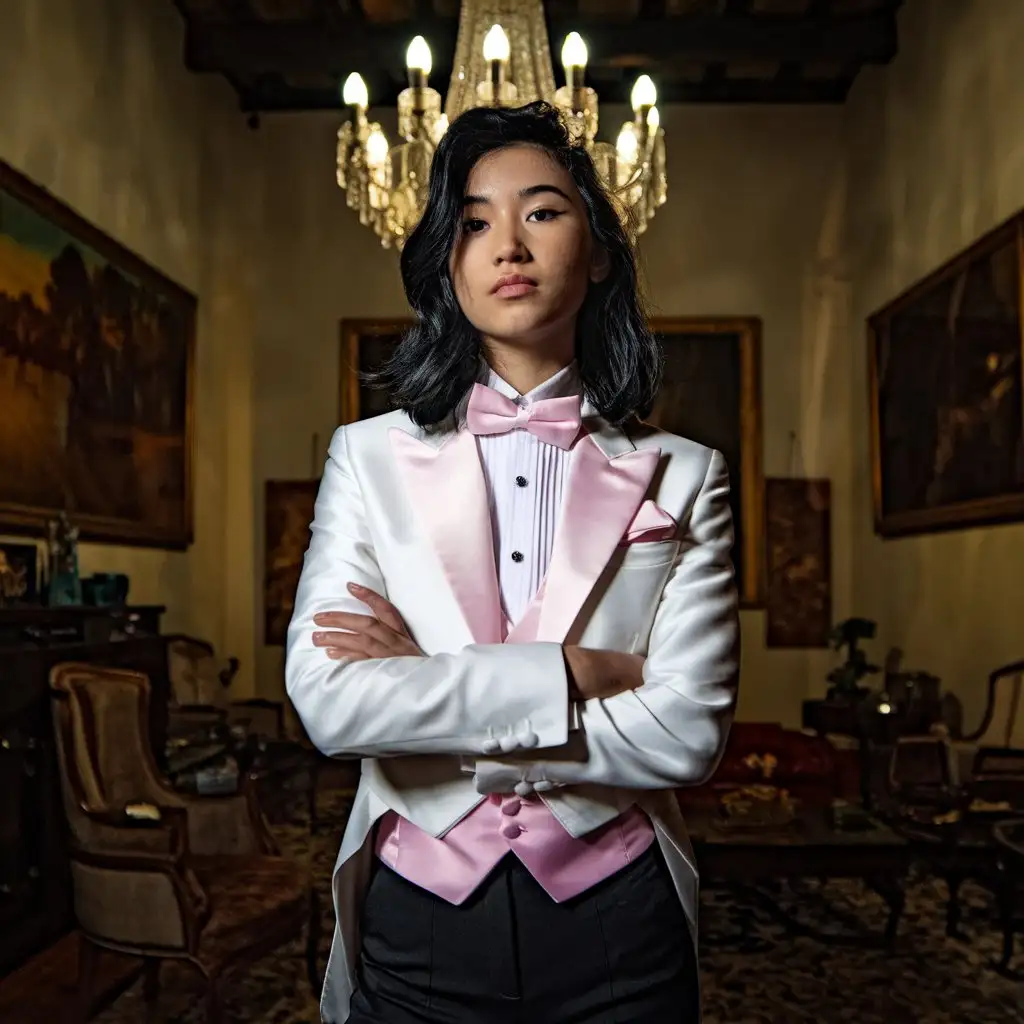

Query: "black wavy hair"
(366, 101), (662, 427)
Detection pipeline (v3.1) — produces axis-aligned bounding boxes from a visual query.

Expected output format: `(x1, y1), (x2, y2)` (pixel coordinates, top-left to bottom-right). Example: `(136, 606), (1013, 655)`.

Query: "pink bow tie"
(465, 383), (582, 450)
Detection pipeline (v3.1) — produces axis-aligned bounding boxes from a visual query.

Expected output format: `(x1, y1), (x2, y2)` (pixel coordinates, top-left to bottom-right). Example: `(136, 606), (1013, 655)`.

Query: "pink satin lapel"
(535, 434), (661, 643)
(389, 428), (505, 645)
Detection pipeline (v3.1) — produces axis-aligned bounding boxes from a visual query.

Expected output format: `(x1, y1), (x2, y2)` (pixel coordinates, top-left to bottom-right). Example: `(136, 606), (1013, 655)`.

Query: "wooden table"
(687, 806), (912, 946)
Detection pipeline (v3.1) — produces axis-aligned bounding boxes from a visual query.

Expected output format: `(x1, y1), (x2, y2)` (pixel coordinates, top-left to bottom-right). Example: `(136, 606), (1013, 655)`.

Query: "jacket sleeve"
(285, 425), (570, 759)
(473, 449), (740, 793)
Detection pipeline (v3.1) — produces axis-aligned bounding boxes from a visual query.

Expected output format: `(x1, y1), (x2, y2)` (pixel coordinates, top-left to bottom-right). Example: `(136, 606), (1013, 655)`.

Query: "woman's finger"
(347, 583), (410, 637)
(313, 610), (378, 631)
(327, 649), (370, 661)
(319, 632), (375, 657)
(312, 630), (357, 647)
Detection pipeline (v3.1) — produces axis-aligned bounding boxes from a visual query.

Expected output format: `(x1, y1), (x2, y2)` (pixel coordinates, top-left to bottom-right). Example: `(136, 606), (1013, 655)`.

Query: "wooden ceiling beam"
(237, 73), (852, 111)
(184, 9), (898, 77)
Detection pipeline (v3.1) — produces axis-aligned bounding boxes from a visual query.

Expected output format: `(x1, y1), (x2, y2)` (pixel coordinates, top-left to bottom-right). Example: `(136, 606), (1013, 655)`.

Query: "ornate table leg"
(866, 873), (906, 944)
(945, 870), (969, 940)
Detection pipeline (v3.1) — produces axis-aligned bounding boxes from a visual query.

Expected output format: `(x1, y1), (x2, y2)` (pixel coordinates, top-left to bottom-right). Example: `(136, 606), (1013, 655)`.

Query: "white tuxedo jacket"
(286, 402), (740, 1022)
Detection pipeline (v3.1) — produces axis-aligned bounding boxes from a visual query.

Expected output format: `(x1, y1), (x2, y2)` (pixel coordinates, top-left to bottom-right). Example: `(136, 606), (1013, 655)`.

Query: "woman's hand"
(313, 583), (423, 661)
(562, 645), (646, 701)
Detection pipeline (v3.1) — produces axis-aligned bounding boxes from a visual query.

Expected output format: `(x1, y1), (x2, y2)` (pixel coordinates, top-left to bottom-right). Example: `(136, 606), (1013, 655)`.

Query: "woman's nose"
(493, 224), (528, 264)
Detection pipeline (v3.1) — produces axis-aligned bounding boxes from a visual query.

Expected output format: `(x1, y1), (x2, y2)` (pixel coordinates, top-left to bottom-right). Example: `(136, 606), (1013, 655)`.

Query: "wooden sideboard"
(0, 605), (168, 977)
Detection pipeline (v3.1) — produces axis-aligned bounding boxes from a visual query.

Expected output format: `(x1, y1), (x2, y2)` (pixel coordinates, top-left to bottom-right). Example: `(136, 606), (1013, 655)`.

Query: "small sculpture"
(46, 512), (82, 606)
(826, 617), (880, 700)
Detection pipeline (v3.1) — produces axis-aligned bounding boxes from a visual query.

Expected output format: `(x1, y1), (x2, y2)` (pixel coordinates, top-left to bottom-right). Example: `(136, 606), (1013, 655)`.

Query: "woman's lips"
(491, 275), (538, 298)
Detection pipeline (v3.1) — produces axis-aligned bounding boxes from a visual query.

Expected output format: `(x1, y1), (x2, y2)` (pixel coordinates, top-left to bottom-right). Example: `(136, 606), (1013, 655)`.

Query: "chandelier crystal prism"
(336, 0), (667, 250)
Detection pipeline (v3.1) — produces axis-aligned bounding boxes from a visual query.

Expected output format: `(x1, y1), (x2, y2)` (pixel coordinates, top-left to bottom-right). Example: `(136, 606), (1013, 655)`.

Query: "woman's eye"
(462, 218), (487, 234)
(527, 208), (562, 223)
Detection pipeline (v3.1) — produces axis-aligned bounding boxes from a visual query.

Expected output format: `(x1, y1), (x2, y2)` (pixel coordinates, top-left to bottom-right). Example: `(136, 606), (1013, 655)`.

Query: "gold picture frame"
(868, 213), (1024, 537)
(648, 318), (764, 607)
(0, 160), (196, 549)
(338, 318), (412, 423)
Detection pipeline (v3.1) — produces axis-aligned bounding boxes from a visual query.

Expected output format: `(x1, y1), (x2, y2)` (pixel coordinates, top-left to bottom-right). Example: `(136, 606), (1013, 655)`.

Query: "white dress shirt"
(474, 362), (581, 627)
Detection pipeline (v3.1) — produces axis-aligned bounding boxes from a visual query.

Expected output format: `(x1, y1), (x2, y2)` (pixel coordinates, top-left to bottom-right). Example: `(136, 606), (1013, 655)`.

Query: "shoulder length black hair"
(367, 101), (662, 428)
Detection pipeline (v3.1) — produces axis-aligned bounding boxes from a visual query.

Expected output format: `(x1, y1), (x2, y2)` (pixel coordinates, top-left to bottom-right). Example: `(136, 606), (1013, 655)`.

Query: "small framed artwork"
(648, 318), (764, 607)
(764, 478), (832, 648)
(868, 213), (1024, 537)
(0, 542), (40, 606)
(338, 318), (412, 423)
(264, 480), (319, 646)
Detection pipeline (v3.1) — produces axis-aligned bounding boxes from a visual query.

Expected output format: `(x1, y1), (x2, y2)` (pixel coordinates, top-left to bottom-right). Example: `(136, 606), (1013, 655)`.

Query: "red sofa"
(676, 721), (860, 809)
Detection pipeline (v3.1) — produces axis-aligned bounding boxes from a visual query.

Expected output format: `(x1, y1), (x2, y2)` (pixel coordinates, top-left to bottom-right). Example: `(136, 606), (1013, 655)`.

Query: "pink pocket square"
(623, 500), (678, 543)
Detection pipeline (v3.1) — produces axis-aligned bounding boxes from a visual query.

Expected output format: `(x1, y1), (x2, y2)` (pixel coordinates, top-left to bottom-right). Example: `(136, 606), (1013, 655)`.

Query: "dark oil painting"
(0, 162), (195, 548)
(869, 215), (1024, 536)
(647, 318), (764, 606)
(338, 318), (412, 423)
(764, 478), (831, 648)
(264, 479), (319, 646)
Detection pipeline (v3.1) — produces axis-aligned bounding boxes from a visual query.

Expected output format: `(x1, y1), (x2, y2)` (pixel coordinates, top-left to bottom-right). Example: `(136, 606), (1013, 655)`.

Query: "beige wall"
(252, 105), (849, 723)
(0, 0), (264, 695)
(15, 0), (1015, 730)
(847, 0), (1024, 731)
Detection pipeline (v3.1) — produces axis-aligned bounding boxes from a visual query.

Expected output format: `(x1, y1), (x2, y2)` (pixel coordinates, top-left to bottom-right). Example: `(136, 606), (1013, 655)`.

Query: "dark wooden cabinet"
(0, 606), (167, 977)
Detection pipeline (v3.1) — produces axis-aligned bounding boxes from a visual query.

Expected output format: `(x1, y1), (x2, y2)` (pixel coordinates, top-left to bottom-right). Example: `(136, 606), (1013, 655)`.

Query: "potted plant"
(826, 617), (880, 701)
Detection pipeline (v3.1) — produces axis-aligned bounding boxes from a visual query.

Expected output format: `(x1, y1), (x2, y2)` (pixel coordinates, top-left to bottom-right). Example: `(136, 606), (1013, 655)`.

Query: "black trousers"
(346, 845), (700, 1024)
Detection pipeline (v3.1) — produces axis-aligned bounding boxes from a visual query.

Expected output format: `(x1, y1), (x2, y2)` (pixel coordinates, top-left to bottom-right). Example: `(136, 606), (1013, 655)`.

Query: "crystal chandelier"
(336, 0), (667, 250)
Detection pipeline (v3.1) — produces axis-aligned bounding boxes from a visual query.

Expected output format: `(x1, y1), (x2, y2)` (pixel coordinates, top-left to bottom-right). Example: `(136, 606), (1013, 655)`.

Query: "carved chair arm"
(77, 804), (191, 861)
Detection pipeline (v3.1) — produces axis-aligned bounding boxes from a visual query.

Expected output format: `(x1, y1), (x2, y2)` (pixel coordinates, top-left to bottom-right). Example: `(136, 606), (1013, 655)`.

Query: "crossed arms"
(284, 424), (740, 792)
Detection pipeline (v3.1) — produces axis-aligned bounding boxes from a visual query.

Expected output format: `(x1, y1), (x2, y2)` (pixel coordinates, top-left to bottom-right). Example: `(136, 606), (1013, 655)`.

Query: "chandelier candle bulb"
(483, 24), (510, 106)
(631, 74), (657, 146)
(616, 123), (639, 166)
(405, 35), (432, 113)
(342, 72), (369, 115)
(560, 32), (588, 112)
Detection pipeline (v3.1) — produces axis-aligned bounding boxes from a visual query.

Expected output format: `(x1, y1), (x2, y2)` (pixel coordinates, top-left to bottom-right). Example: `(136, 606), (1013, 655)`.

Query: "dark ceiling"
(173, 0), (903, 115)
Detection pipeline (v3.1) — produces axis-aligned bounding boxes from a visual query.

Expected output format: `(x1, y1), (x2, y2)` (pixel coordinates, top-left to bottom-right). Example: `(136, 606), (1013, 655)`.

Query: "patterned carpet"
(94, 790), (1023, 1024)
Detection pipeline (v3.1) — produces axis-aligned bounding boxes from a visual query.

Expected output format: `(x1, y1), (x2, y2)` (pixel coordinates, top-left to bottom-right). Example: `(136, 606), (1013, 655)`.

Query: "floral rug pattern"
(94, 790), (1023, 1023)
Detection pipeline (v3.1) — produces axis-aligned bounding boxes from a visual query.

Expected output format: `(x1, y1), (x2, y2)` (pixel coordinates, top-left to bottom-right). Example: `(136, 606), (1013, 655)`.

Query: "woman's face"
(449, 144), (607, 359)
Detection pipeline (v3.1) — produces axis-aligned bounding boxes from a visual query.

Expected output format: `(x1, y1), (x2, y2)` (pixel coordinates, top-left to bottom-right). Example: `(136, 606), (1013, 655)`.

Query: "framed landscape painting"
(868, 214), (1024, 537)
(0, 162), (195, 548)
(647, 318), (764, 606)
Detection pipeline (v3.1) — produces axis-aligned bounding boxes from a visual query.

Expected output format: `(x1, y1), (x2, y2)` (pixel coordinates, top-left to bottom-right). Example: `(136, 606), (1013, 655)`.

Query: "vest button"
(501, 822), (523, 840)
(515, 475), (528, 487)
(501, 798), (522, 816)
(511, 550), (524, 563)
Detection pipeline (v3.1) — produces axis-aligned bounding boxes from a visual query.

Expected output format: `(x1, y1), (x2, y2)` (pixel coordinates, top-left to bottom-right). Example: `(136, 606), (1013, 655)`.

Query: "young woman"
(286, 102), (739, 1024)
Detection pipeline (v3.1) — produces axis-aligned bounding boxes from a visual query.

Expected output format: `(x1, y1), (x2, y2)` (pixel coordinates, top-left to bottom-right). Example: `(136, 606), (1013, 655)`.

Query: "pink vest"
(374, 591), (655, 905)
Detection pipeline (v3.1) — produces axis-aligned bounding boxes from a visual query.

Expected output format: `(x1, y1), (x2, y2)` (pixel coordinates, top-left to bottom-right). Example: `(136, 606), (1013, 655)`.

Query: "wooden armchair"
(963, 660), (1024, 749)
(49, 663), (317, 1023)
(949, 660), (1024, 787)
(993, 818), (1024, 977)
(166, 634), (285, 741)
